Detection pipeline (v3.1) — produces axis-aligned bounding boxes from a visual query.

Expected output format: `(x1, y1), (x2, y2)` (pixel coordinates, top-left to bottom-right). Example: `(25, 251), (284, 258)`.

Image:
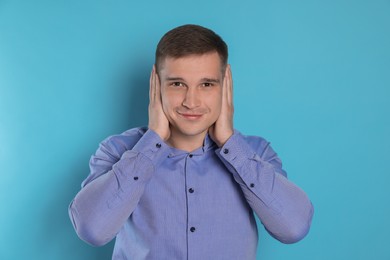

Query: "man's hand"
(209, 65), (234, 147)
(148, 65), (170, 141)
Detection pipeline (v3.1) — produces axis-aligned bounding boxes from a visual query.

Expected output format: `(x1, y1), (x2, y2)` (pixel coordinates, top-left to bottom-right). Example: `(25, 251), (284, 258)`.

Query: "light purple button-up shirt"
(69, 127), (313, 259)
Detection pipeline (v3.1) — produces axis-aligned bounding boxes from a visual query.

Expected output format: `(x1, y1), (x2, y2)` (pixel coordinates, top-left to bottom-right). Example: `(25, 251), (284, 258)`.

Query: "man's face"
(158, 52), (224, 141)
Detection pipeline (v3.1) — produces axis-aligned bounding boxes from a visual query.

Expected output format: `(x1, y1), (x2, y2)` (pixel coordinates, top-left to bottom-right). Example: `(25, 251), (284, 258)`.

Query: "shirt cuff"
(217, 131), (279, 209)
(130, 129), (171, 167)
(217, 131), (258, 170)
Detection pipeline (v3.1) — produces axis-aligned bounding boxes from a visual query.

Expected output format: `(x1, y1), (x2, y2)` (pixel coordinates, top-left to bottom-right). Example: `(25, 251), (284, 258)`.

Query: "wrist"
(215, 131), (234, 147)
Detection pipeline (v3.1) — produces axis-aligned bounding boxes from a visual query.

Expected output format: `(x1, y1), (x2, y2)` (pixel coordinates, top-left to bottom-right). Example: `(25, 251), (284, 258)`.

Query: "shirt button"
(223, 148), (229, 154)
(134, 176), (139, 181)
(188, 188), (194, 193)
(190, 227), (196, 232)
(250, 183), (255, 188)
(156, 143), (161, 148)
(189, 154), (193, 158)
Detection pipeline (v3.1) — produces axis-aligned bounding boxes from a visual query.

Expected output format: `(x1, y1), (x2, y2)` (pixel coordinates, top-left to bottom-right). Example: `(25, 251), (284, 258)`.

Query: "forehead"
(159, 52), (223, 78)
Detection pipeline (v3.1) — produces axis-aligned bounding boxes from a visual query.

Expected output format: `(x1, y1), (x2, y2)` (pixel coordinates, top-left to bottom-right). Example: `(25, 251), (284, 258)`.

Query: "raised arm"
(209, 65), (314, 243)
(68, 67), (171, 246)
(217, 133), (314, 243)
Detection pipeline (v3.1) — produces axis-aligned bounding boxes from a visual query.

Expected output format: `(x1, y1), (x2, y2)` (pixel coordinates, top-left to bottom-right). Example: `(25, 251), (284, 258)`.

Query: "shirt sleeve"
(68, 129), (171, 246)
(216, 131), (314, 244)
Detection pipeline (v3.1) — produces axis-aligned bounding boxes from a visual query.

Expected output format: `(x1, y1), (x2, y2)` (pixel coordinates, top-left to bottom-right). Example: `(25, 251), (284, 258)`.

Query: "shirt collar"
(166, 134), (217, 158)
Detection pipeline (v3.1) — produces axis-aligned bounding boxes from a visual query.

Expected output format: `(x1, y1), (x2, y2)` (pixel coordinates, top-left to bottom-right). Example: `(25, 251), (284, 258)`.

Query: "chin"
(173, 125), (210, 138)
(181, 128), (209, 137)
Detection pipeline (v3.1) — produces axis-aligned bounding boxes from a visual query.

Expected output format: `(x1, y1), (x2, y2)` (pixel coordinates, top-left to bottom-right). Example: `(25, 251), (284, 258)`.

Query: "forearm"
(69, 130), (170, 246)
(69, 151), (153, 246)
(236, 164), (313, 244)
(217, 132), (314, 244)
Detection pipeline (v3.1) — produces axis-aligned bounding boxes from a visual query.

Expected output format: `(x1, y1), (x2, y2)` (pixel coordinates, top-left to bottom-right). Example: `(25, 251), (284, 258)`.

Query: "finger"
(154, 67), (161, 104)
(226, 65), (233, 106)
(221, 68), (228, 108)
(149, 65), (155, 102)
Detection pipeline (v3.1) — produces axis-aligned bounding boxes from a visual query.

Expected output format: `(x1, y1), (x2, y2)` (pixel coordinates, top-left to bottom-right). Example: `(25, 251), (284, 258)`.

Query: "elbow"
(68, 201), (112, 247)
(280, 203), (314, 244)
(277, 222), (311, 244)
(75, 223), (112, 247)
(269, 202), (314, 244)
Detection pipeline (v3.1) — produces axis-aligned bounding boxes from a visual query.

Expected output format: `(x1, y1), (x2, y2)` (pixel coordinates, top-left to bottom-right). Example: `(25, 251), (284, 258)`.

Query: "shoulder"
(236, 130), (271, 156)
(96, 126), (148, 159)
(235, 130), (285, 174)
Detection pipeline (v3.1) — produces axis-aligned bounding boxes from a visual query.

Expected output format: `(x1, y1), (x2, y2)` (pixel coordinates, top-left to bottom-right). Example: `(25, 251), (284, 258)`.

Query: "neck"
(167, 129), (207, 152)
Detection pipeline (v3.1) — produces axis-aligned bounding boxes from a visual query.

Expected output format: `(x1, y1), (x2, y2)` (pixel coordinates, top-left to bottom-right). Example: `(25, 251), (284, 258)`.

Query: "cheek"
(215, 97), (223, 115)
(215, 90), (223, 108)
(207, 92), (223, 115)
(160, 89), (169, 113)
(161, 96), (171, 115)
(161, 90), (179, 114)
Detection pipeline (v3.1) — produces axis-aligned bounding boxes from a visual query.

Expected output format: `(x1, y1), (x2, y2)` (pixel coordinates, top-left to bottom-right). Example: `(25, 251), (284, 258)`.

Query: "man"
(69, 24), (314, 259)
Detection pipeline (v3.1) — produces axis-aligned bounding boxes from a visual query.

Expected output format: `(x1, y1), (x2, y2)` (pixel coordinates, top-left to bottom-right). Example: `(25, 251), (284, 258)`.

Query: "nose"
(182, 87), (200, 109)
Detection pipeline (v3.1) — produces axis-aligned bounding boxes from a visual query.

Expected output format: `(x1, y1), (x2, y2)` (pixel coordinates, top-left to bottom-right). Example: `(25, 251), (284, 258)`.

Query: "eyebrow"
(165, 77), (185, 81)
(201, 78), (220, 83)
(165, 77), (220, 83)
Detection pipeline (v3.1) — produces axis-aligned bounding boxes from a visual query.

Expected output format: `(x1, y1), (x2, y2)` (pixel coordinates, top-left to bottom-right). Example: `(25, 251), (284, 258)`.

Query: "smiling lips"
(178, 112), (204, 120)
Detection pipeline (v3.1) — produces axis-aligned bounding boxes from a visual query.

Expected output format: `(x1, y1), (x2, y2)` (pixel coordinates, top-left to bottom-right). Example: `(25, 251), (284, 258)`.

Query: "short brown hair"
(155, 24), (228, 73)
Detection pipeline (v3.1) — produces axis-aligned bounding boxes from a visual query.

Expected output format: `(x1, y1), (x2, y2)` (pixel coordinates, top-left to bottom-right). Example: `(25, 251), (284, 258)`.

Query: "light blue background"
(1, 0), (389, 259)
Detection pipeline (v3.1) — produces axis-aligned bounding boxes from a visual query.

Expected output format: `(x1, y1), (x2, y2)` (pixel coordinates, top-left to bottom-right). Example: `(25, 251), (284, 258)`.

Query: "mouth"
(178, 112), (203, 120)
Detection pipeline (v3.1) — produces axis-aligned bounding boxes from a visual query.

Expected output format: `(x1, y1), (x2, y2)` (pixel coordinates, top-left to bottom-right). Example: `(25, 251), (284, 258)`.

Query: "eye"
(171, 82), (184, 87)
(202, 82), (213, 87)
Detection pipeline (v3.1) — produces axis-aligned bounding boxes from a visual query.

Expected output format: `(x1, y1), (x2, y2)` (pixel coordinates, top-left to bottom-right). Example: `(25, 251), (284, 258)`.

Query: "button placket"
(185, 153), (198, 244)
